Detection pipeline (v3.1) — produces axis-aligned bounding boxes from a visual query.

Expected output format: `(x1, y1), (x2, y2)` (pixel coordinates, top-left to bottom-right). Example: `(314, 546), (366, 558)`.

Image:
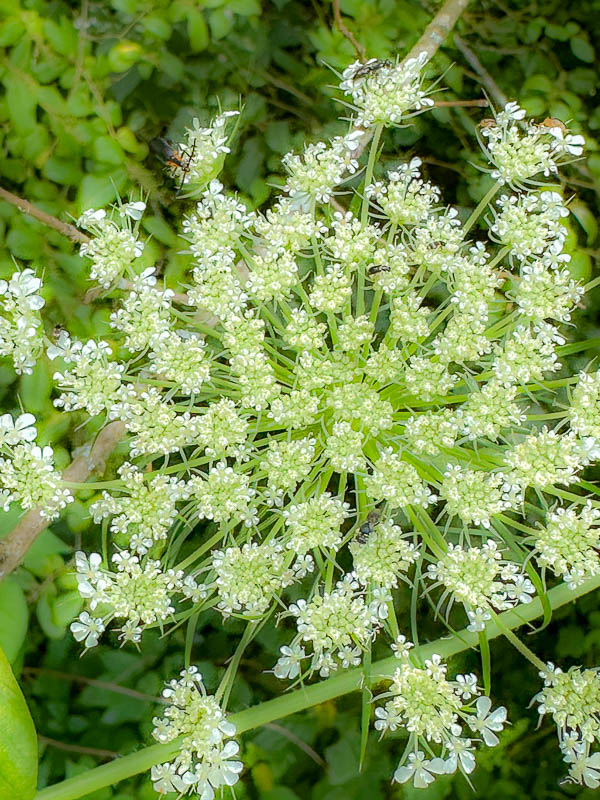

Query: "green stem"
(463, 181), (501, 235)
(490, 610), (547, 672)
(361, 124), (383, 228)
(35, 573), (600, 800)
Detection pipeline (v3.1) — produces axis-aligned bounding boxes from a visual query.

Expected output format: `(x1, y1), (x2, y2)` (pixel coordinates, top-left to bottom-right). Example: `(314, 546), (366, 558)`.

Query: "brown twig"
(433, 98), (488, 107)
(0, 421), (126, 581)
(38, 734), (120, 760)
(332, 0), (366, 60)
(23, 666), (168, 704)
(264, 722), (325, 766)
(453, 34), (508, 107)
(0, 186), (89, 244)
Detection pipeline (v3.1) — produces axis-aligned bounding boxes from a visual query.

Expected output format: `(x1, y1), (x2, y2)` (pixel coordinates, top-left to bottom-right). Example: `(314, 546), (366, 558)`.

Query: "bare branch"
(332, 0), (366, 60)
(38, 735), (120, 760)
(405, 0), (472, 63)
(0, 186), (89, 245)
(453, 34), (508, 107)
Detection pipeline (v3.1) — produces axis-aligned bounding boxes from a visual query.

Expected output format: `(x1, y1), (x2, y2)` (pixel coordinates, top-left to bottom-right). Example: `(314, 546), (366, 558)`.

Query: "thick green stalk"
(35, 574), (600, 800)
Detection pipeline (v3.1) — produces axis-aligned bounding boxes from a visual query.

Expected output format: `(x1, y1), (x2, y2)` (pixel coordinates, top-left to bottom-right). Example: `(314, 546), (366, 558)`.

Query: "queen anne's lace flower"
(211, 540), (296, 617)
(78, 207), (144, 287)
(492, 192), (568, 259)
(481, 103), (584, 186)
(90, 463), (190, 550)
(283, 493), (350, 554)
(534, 503), (600, 587)
(5, 53), (597, 797)
(534, 661), (600, 788)
(190, 462), (256, 525)
(366, 448), (436, 509)
(0, 269), (45, 374)
(151, 667), (242, 797)
(426, 540), (534, 621)
(505, 429), (586, 490)
(264, 436), (316, 491)
(284, 576), (380, 677)
(351, 519), (418, 587)
(0, 439), (72, 519)
(440, 466), (518, 528)
(367, 157), (440, 225)
(570, 370), (600, 442)
(175, 112), (240, 190)
(340, 53), (433, 127)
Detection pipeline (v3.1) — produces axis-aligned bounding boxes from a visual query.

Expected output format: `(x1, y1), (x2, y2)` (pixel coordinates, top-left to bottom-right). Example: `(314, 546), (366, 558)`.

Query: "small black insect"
(367, 264), (391, 276)
(355, 510), (382, 544)
(352, 58), (393, 81)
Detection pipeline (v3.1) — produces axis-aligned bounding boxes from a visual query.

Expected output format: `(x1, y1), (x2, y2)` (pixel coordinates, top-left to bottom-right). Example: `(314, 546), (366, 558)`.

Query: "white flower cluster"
(426, 539), (534, 631)
(480, 102), (584, 186)
(71, 549), (201, 646)
(4, 51), (597, 796)
(0, 413), (72, 520)
(78, 205), (145, 288)
(150, 667), (242, 797)
(534, 663), (600, 789)
(90, 462), (190, 553)
(340, 53), (434, 127)
(174, 112), (240, 191)
(533, 502), (600, 588)
(0, 270), (45, 374)
(279, 574), (383, 678)
(375, 654), (507, 788)
(210, 540), (306, 617)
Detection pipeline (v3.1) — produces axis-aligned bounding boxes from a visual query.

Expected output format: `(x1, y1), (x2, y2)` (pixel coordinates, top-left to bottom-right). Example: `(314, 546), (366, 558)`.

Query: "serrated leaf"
(0, 645), (37, 800)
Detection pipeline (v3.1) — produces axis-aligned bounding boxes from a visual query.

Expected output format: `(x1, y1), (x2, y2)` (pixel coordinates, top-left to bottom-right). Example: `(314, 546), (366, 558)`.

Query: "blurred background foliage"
(0, 0), (599, 797)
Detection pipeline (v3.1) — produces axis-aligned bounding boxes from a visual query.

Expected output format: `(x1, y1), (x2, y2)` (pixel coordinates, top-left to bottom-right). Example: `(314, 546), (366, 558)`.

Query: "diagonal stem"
(34, 573), (600, 800)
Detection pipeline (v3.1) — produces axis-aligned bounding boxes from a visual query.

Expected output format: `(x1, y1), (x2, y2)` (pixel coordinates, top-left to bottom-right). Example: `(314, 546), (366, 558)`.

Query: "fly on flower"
(351, 58), (393, 81)
(540, 117), (568, 133)
(356, 509), (382, 543)
(367, 264), (391, 276)
(150, 136), (197, 192)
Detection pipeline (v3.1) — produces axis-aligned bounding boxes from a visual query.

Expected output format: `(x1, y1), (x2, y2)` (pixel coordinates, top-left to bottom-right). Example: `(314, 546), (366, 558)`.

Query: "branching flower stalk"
(1, 47), (596, 798)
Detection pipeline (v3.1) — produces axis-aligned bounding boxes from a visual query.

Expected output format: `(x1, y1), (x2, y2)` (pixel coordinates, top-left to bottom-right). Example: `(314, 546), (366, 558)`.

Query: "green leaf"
(187, 9), (210, 52)
(36, 589), (67, 639)
(0, 579), (29, 664)
(93, 135), (125, 166)
(208, 8), (235, 39)
(571, 36), (595, 63)
(570, 201), (598, 246)
(0, 645), (37, 800)
(77, 169), (127, 213)
(544, 22), (571, 41)
(0, 17), (26, 46)
(20, 359), (53, 414)
(566, 250), (592, 283)
(143, 216), (179, 247)
(4, 76), (37, 134)
(51, 590), (83, 629)
(5, 226), (45, 260)
(23, 530), (70, 577)
(229, 0), (261, 15)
